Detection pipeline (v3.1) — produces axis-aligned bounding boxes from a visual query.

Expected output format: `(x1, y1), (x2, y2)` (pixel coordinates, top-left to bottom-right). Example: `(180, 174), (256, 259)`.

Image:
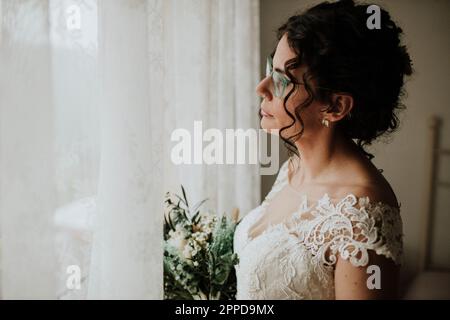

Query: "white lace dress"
(233, 159), (404, 300)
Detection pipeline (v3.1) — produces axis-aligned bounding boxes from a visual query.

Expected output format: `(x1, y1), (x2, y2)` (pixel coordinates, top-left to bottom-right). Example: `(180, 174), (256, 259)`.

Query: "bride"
(234, 0), (412, 300)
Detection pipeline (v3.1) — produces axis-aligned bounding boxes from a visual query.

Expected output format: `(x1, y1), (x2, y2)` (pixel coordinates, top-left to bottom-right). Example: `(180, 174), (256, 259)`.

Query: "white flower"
(203, 227), (211, 234)
(182, 243), (193, 259)
(167, 226), (187, 253)
(192, 231), (208, 246)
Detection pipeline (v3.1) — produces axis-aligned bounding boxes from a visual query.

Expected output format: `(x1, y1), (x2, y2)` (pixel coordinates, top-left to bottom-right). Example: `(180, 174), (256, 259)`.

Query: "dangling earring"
(321, 118), (330, 128)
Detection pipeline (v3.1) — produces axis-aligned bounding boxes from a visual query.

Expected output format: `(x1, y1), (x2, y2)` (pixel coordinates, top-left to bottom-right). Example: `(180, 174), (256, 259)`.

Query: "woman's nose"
(256, 77), (272, 101)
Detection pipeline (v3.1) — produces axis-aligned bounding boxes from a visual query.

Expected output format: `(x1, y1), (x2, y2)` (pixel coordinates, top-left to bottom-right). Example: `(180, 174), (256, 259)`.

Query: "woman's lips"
(260, 108), (274, 117)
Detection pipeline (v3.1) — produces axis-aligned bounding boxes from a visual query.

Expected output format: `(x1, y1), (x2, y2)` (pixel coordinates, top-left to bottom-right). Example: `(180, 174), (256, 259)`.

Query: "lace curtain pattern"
(0, 0), (260, 299)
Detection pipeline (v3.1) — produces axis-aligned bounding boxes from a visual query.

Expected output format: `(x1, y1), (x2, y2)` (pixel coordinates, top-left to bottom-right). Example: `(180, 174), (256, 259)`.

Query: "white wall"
(260, 0), (450, 286)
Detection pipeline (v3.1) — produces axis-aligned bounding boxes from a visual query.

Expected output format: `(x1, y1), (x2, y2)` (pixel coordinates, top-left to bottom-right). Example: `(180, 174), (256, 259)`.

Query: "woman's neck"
(291, 130), (360, 185)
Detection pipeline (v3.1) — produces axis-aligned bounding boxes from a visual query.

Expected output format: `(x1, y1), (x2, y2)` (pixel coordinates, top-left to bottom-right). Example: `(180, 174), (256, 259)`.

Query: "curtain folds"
(0, 0), (260, 299)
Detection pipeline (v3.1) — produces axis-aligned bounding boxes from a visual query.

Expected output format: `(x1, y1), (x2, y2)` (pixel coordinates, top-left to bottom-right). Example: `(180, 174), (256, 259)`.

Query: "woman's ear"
(324, 93), (354, 122)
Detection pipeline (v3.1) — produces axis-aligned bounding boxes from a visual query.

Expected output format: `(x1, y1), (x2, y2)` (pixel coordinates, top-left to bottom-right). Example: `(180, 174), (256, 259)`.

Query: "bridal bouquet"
(163, 186), (240, 300)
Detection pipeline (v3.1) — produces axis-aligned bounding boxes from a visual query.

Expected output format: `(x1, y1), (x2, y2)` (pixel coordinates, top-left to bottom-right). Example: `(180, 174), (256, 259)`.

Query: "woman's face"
(256, 34), (326, 140)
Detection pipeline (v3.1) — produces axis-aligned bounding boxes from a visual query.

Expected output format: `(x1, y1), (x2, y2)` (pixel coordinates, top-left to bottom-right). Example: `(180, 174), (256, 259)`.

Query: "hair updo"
(276, 0), (413, 160)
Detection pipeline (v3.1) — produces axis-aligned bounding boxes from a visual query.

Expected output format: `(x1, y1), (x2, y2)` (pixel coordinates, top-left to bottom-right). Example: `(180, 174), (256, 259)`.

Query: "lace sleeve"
(299, 194), (404, 268)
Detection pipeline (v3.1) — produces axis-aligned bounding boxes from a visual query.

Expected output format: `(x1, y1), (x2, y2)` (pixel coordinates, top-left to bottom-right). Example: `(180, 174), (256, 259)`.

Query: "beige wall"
(260, 0), (450, 285)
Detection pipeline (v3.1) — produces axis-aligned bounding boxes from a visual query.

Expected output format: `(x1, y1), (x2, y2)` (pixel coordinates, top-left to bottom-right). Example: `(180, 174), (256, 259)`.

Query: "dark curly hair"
(275, 0), (413, 160)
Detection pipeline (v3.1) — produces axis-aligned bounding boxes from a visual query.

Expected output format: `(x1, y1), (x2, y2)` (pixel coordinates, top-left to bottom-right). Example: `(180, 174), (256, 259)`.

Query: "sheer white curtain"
(0, 0), (260, 299)
(163, 0), (261, 216)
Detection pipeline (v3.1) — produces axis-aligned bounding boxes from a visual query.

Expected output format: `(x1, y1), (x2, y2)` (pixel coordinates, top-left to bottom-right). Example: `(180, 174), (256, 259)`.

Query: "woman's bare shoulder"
(332, 164), (400, 209)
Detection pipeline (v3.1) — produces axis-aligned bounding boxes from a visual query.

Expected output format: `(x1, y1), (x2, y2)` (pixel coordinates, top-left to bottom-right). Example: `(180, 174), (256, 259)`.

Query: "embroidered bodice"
(233, 159), (403, 299)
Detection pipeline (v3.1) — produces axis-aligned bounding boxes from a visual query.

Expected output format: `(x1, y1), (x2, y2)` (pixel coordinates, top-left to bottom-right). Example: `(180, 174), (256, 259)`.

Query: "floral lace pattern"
(233, 160), (404, 300)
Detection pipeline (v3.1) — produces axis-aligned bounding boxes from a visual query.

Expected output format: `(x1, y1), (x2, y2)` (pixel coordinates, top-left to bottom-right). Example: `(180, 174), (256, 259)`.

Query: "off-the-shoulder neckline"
(243, 159), (401, 250)
(299, 191), (401, 212)
(246, 190), (400, 245)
